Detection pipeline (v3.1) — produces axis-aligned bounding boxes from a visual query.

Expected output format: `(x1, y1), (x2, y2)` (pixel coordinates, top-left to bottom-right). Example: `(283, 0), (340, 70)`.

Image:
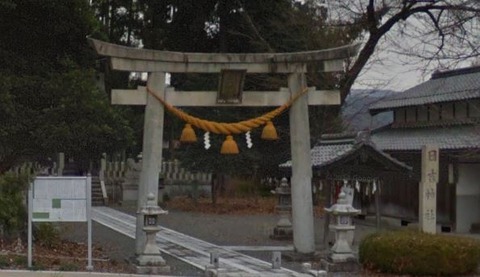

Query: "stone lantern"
(271, 178), (293, 240)
(324, 191), (360, 263)
(136, 193), (170, 274)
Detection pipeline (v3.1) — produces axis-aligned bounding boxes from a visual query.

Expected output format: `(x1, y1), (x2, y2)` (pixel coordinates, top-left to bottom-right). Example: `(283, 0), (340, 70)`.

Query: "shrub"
(29, 262), (46, 271)
(59, 262), (80, 271)
(35, 223), (60, 249)
(13, 255), (27, 266)
(162, 192), (170, 203)
(0, 173), (29, 238)
(235, 180), (256, 197)
(359, 230), (480, 276)
(258, 184), (274, 198)
(0, 256), (8, 268)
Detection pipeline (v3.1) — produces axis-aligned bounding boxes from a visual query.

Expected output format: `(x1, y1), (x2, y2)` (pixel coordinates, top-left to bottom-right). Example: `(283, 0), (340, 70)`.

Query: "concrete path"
(92, 207), (308, 277)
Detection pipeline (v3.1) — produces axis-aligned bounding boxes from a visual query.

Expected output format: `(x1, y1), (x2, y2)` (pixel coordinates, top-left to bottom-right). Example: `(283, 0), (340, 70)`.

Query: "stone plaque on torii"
(89, 38), (359, 256)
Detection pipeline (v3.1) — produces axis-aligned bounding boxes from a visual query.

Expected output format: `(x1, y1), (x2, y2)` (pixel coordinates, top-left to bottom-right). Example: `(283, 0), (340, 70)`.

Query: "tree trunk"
(211, 173), (217, 205)
(218, 0), (228, 52)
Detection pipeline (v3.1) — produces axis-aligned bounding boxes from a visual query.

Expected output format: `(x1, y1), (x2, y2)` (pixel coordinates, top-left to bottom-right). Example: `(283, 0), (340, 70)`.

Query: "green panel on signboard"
(52, 199), (61, 208)
(32, 212), (49, 219)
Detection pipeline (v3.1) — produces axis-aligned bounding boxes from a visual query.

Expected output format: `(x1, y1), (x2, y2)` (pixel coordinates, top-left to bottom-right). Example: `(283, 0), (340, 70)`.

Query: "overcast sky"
(351, 16), (477, 93)
(352, 32), (437, 92)
(353, 52), (428, 92)
(353, 47), (475, 93)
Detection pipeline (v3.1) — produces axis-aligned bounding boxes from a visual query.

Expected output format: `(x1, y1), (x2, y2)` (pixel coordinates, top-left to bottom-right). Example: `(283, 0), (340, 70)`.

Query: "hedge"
(359, 230), (480, 276)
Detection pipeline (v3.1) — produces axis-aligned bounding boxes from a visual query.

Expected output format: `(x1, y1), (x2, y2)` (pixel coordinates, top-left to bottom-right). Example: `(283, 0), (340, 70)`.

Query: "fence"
(99, 156), (212, 185)
(7, 154), (212, 185)
(8, 153), (65, 177)
(162, 160), (212, 184)
(9, 162), (44, 177)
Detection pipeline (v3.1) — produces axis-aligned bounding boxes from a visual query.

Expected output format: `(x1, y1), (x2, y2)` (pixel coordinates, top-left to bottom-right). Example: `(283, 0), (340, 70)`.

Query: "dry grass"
(0, 238), (134, 273)
(165, 196), (325, 216)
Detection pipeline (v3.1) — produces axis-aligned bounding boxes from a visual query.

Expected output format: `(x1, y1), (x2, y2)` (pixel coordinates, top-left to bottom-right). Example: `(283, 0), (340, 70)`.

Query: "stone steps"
(91, 177), (105, 206)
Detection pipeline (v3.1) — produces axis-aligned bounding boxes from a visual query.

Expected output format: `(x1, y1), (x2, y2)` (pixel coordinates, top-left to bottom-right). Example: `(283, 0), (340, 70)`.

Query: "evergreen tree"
(0, 0), (133, 173)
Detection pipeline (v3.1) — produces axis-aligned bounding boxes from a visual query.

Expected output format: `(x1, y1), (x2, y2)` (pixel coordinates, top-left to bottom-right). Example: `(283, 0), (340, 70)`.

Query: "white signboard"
(31, 177), (89, 222)
(28, 176), (93, 270)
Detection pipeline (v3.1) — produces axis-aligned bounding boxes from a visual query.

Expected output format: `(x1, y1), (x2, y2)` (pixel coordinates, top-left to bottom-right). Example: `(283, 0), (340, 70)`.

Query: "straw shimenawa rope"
(146, 86), (309, 135)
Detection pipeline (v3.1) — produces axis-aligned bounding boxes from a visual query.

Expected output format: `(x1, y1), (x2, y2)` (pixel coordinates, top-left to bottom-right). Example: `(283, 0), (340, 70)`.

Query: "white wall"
(442, 103), (454, 120)
(456, 163), (480, 233)
(470, 99), (480, 118)
(429, 104), (440, 121)
(455, 102), (468, 119)
(417, 106), (428, 122)
(406, 107), (416, 122)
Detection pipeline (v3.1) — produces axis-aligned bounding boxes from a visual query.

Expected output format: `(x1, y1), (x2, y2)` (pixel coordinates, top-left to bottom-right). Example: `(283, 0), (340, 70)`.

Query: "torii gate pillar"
(135, 72), (166, 254)
(288, 73), (315, 254)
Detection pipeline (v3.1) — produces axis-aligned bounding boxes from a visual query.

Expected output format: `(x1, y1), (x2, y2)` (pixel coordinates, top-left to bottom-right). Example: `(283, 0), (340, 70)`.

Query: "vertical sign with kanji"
(419, 145), (439, 234)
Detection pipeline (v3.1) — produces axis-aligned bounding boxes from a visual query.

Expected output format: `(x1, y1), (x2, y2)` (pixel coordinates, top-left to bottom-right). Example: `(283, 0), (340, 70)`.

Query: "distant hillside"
(341, 89), (396, 131)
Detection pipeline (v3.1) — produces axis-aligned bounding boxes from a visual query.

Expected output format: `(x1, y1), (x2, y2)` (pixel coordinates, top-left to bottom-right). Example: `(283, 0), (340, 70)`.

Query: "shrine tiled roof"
(370, 66), (480, 114)
(279, 142), (354, 169)
(390, 118), (480, 129)
(279, 132), (411, 171)
(371, 124), (480, 151)
(279, 132), (354, 168)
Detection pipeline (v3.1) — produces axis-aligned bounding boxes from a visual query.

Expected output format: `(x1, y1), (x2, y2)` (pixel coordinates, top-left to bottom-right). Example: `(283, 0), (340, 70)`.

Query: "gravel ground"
(59, 203), (480, 276)
(105, 204), (380, 276)
(62, 221), (204, 276)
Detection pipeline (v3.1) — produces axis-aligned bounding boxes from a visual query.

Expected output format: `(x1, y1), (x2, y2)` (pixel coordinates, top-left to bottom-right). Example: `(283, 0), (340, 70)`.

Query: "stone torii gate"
(89, 38), (358, 256)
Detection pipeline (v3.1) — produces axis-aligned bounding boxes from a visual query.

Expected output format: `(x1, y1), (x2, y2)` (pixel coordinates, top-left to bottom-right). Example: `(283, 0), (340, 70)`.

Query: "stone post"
(288, 73), (315, 254)
(57, 152), (65, 176)
(135, 72), (166, 255)
(99, 153), (106, 182)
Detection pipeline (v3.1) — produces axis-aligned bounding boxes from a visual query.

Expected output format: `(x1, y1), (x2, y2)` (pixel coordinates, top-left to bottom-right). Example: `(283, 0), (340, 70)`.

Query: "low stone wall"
(163, 181), (211, 199)
(102, 159), (212, 203)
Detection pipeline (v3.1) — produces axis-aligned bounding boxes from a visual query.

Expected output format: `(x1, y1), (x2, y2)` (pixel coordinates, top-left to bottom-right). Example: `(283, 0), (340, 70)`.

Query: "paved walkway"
(92, 206), (308, 277)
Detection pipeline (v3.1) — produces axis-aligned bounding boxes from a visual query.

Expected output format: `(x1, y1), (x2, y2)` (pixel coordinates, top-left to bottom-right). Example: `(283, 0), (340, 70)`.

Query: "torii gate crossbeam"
(89, 38), (359, 257)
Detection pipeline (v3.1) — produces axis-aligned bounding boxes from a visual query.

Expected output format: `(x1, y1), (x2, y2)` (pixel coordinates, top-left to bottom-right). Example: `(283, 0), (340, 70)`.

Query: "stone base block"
(136, 264), (171, 274)
(282, 251), (322, 262)
(320, 258), (360, 273)
(205, 267), (228, 277)
(270, 226), (293, 240)
(137, 255), (166, 266)
(127, 255), (170, 275)
(122, 188), (138, 202)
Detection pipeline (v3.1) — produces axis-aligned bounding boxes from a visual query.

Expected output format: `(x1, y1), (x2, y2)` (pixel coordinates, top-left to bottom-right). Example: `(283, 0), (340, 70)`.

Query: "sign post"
(419, 145), (439, 234)
(28, 176), (92, 270)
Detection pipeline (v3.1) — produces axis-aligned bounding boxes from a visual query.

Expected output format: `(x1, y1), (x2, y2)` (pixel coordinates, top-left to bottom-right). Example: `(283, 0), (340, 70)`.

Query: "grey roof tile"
(311, 143), (353, 167)
(391, 118), (479, 128)
(279, 143), (353, 168)
(370, 66), (480, 112)
(371, 125), (480, 150)
(280, 132), (411, 171)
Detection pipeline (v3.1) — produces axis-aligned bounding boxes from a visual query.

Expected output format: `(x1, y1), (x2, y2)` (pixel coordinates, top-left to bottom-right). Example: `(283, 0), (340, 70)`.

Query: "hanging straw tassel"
(220, 135), (239, 154)
(180, 123), (197, 143)
(261, 121), (279, 140)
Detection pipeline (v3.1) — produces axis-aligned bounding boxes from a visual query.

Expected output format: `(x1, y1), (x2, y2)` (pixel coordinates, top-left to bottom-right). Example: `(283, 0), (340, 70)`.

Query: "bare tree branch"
(338, 0), (480, 101)
(235, 0), (274, 53)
